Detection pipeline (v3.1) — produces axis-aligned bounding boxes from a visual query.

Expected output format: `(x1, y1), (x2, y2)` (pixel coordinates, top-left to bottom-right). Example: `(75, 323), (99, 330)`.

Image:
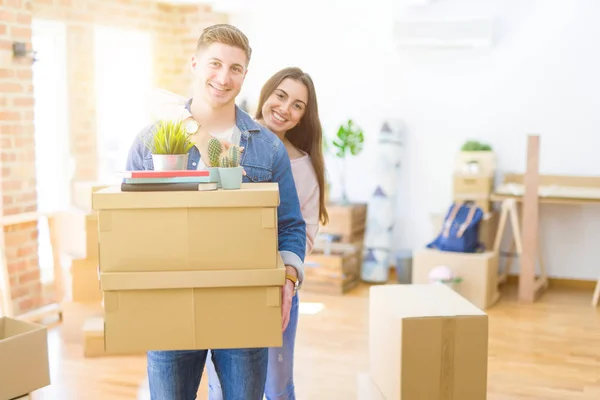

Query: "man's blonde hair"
(196, 24), (252, 64)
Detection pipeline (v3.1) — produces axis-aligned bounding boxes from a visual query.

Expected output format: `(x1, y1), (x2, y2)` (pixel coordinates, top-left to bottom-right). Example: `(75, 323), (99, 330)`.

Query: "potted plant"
(216, 145), (243, 190)
(332, 118), (364, 204)
(207, 138), (224, 187)
(144, 120), (194, 170)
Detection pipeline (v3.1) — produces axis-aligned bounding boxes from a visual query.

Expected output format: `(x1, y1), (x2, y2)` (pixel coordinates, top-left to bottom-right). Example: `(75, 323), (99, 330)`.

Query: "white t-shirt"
(196, 125), (241, 170)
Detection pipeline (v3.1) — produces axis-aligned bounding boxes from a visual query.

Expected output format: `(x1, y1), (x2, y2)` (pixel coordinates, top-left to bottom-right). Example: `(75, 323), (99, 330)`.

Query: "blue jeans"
(206, 294), (299, 400)
(147, 347), (268, 399)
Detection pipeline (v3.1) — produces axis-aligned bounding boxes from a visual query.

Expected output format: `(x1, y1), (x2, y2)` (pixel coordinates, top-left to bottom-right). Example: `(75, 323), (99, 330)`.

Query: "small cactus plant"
(218, 145), (242, 168)
(207, 138), (223, 167)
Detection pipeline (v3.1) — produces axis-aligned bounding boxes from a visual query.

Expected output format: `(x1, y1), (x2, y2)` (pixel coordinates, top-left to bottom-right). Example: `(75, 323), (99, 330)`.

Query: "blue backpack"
(427, 201), (484, 253)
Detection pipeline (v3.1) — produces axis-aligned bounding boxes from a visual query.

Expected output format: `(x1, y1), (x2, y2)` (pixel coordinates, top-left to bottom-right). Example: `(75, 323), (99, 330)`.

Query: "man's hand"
(281, 278), (295, 332)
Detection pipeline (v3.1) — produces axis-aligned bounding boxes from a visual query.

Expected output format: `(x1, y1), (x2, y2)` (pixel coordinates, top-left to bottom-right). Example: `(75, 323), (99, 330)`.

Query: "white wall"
(229, 0), (600, 280)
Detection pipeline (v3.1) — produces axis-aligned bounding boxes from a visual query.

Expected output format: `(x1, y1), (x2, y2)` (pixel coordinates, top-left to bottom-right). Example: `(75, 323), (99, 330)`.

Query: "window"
(32, 19), (70, 285)
(94, 25), (154, 182)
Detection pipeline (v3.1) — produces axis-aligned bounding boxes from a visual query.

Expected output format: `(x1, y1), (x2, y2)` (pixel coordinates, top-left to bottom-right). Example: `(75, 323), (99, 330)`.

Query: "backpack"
(427, 201), (484, 253)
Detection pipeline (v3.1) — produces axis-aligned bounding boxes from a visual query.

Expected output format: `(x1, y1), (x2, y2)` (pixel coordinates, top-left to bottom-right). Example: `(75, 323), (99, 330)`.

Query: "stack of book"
(121, 170), (217, 191)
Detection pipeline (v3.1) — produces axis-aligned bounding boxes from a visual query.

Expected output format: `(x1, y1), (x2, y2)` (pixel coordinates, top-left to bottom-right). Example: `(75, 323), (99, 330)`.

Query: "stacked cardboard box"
(57, 182), (108, 354)
(304, 203), (367, 295)
(412, 248), (500, 310)
(360, 284), (489, 399)
(92, 182), (286, 353)
(0, 317), (51, 399)
(453, 151), (497, 213)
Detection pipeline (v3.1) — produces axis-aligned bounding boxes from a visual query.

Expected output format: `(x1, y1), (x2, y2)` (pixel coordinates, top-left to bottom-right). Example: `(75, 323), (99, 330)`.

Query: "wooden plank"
(490, 193), (600, 205)
(17, 302), (62, 323)
(0, 226), (13, 317)
(502, 173), (600, 188)
(0, 210), (60, 226)
(520, 135), (542, 302)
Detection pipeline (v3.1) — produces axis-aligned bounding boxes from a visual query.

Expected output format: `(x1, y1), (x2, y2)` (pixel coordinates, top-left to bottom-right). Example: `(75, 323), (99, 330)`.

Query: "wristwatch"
(184, 117), (200, 135)
(286, 273), (299, 296)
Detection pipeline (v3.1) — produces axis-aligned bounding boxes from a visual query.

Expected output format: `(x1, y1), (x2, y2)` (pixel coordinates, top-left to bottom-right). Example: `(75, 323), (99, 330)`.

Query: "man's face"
(190, 42), (248, 109)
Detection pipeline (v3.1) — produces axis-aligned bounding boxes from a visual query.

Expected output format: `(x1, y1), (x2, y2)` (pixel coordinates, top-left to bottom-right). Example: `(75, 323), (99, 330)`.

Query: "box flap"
(0, 317), (46, 340)
(101, 254), (285, 291)
(92, 182), (280, 210)
(369, 284), (486, 318)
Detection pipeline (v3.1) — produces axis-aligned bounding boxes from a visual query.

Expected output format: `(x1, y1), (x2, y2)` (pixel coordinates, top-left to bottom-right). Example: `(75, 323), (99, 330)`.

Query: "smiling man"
(125, 24), (306, 399)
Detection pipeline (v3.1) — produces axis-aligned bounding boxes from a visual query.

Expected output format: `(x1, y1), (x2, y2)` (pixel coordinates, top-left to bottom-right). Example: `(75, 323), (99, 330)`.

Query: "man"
(125, 24), (306, 399)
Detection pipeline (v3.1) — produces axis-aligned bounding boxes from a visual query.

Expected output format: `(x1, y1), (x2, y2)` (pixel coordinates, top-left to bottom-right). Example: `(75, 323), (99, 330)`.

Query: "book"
(123, 176), (212, 184)
(120, 182), (218, 192)
(120, 170), (210, 178)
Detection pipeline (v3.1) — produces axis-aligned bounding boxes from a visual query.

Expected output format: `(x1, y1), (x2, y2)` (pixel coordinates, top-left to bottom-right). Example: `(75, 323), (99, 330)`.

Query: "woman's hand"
(281, 278), (295, 332)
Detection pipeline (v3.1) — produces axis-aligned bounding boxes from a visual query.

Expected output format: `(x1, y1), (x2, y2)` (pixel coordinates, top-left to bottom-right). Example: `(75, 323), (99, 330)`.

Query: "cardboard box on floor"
(369, 284), (488, 400)
(412, 248), (500, 310)
(73, 181), (110, 212)
(0, 317), (51, 400)
(56, 207), (99, 260)
(356, 372), (385, 400)
(92, 183), (286, 353)
(70, 258), (102, 303)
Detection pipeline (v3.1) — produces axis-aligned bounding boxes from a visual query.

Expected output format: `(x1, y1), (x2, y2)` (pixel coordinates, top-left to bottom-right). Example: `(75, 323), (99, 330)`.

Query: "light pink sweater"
(290, 151), (320, 256)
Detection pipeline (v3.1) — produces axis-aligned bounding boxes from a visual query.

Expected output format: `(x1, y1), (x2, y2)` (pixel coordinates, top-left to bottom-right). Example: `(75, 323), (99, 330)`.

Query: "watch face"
(185, 120), (199, 134)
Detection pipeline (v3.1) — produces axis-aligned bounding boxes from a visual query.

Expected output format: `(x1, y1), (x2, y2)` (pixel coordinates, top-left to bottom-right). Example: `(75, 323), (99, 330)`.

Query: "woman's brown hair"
(255, 67), (329, 225)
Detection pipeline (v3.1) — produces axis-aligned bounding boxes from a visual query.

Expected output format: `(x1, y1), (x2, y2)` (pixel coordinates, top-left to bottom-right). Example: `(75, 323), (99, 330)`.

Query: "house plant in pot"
(144, 120), (194, 170)
(206, 137), (224, 187)
(217, 145), (243, 190)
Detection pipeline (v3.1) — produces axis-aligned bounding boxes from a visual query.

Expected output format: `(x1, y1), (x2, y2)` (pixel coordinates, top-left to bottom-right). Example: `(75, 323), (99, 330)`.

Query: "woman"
(148, 67), (328, 399)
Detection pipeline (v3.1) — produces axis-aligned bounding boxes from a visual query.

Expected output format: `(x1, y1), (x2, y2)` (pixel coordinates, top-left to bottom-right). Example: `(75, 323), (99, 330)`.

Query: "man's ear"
(190, 55), (198, 74)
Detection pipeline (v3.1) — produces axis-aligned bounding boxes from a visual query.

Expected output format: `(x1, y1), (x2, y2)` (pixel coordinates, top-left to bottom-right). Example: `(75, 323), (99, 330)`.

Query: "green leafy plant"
(332, 119), (364, 204)
(218, 145), (241, 168)
(461, 140), (492, 151)
(333, 119), (364, 158)
(144, 120), (195, 155)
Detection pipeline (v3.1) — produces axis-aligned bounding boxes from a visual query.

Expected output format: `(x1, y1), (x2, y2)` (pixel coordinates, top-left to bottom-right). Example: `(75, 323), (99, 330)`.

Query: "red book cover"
(124, 170), (209, 178)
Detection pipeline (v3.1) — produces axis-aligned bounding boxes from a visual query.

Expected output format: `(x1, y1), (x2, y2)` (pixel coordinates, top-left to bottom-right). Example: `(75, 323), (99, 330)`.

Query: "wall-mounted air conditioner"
(393, 17), (495, 49)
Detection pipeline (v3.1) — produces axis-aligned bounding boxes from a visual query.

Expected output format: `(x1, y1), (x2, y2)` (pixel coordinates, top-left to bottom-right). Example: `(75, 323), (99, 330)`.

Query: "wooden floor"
(31, 282), (600, 400)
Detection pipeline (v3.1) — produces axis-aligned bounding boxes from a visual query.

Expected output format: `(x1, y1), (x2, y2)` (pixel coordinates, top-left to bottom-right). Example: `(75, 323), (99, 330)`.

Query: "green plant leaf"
(333, 118), (365, 158)
(145, 120), (194, 155)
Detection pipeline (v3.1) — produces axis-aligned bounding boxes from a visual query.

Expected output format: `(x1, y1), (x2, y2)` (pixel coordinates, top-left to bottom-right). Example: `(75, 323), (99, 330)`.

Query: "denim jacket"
(125, 104), (307, 285)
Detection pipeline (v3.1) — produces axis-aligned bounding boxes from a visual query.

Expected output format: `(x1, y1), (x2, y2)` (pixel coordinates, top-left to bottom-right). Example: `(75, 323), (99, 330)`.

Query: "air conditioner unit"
(394, 17), (495, 49)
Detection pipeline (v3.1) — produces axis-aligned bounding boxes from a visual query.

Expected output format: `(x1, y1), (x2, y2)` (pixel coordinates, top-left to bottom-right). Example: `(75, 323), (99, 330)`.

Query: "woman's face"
(261, 78), (308, 135)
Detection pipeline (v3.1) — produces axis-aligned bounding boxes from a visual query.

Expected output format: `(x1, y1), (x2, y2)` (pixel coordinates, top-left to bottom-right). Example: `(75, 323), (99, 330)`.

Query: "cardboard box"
(71, 258), (101, 303)
(452, 194), (492, 213)
(0, 317), (51, 399)
(455, 151), (496, 176)
(56, 208), (99, 260)
(318, 203), (367, 240)
(304, 249), (360, 294)
(453, 174), (494, 195)
(83, 317), (105, 357)
(73, 181), (110, 212)
(412, 248), (500, 310)
(92, 183), (280, 272)
(101, 254), (286, 353)
(61, 300), (104, 344)
(357, 372), (385, 400)
(369, 284), (488, 400)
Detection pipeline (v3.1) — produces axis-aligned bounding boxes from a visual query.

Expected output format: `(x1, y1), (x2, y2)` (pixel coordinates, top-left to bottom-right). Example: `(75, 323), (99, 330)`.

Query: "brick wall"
(0, 0), (227, 315)
(1, 0), (41, 316)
